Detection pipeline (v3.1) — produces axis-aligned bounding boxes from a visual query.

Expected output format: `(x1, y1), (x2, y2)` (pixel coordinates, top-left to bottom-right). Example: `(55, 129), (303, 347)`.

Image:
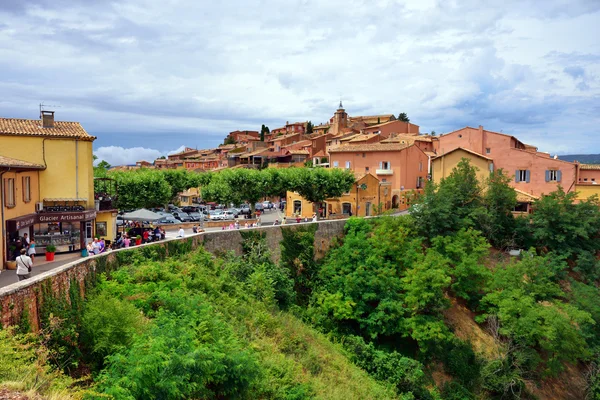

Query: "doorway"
(365, 202), (371, 216)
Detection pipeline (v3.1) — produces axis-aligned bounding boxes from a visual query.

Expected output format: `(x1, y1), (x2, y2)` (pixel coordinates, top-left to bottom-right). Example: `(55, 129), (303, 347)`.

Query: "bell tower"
(331, 101), (348, 135)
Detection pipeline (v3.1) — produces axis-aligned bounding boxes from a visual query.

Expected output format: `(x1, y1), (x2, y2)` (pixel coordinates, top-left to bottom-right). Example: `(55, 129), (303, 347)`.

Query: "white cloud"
(94, 145), (185, 166)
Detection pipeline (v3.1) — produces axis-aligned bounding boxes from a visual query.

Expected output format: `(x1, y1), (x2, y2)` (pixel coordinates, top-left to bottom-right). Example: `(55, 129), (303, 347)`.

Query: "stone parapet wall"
(0, 219), (346, 331)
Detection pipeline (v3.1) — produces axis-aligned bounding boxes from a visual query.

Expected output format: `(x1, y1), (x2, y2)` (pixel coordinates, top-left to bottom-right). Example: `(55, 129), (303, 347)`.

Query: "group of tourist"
(273, 213), (318, 226)
(14, 233), (36, 281)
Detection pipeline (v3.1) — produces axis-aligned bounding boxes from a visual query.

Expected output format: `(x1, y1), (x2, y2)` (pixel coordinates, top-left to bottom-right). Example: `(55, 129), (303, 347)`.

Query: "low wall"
(0, 219), (346, 331)
(159, 218), (258, 231)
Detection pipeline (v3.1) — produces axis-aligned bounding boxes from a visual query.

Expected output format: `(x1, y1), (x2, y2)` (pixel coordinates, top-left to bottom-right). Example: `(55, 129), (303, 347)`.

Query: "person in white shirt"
(177, 227), (185, 238)
(16, 249), (33, 281)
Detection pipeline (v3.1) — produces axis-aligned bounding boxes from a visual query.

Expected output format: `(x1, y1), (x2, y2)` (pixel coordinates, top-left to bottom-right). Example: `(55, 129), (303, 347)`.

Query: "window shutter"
(525, 170), (530, 183)
(545, 170), (550, 182)
(557, 170), (562, 182)
(515, 170), (520, 183)
(379, 162), (382, 169)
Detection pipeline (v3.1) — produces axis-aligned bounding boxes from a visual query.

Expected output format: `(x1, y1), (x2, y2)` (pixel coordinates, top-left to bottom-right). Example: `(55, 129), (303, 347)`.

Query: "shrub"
(81, 293), (147, 369)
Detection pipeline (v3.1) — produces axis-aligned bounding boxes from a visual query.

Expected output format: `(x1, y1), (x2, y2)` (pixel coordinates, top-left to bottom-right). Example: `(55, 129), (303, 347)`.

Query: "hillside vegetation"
(4, 159), (600, 399)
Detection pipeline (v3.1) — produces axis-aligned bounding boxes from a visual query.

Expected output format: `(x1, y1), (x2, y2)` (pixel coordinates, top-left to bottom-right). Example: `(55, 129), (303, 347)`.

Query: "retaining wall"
(0, 220), (346, 331)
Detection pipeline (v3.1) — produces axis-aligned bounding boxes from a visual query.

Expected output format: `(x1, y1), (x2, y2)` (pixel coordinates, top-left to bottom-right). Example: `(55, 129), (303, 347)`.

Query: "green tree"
(398, 113), (410, 122)
(161, 169), (197, 203)
(306, 121), (314, 134)
(112, 169), (171, 209)
(284, 167), (356, 206)
(224, 136), (237, 145)
(478, 169), (518, 248)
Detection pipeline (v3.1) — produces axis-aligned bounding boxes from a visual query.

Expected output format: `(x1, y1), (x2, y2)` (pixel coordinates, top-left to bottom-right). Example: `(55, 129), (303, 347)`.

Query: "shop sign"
(38, 210), (97, 223)
(6, 211), (97, 231)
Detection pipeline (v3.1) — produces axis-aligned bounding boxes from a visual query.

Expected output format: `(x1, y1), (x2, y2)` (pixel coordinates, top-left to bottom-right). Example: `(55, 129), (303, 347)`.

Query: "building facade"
(0, 112), (116, 266)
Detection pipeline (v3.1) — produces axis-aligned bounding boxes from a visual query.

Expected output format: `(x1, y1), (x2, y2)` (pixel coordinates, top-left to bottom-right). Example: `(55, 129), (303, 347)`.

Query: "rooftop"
(432, 147), (493, 161)
(0, 155), (45, 169)
(0, 118), (95, 141)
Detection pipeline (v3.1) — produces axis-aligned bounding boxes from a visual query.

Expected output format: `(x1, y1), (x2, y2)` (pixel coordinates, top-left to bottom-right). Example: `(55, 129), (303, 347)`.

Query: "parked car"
(208, 210), (224, 220)
(156, 215), (178, 224)
(172, 211), (192, 222)
(239, 204), (251, 215)
(228, 208), (241, 217)
(222, 210), (236, 220)
(188, 212), (206, 221)
(262, 201), (273, 209)
(255, 202), (264, 211)
(182, 206), (199, 213)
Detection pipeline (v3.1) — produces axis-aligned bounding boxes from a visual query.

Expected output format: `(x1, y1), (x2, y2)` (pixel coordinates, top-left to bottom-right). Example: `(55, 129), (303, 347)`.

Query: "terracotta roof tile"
(381, 134), (433, 143)
(287, 149), (310, 155)
(329, 143), (411, 153)
(0, 155), (45, 169)
(514, 189), (539, 202)
(0, 118), (94, 141)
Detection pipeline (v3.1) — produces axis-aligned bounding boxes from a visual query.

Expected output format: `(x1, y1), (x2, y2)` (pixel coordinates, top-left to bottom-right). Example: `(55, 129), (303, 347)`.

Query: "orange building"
(436, 126), (578, 198)
(329, 143), (428, 209)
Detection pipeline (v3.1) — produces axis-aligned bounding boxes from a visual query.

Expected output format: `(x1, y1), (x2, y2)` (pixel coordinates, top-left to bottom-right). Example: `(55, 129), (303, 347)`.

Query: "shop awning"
(121, 209), (163, 222)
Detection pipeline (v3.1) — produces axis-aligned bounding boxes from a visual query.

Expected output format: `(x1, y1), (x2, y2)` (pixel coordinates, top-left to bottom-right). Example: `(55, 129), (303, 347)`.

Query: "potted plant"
(45, 244), (56, 261)
(5, 245), (17, 270)
(135, 235), (142, 246)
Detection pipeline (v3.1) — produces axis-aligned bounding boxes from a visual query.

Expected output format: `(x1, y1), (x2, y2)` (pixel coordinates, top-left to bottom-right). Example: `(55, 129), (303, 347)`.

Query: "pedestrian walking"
(16, 249), (33, 281)
(312, 213), (317, 223)
(27, 238), (36, 261)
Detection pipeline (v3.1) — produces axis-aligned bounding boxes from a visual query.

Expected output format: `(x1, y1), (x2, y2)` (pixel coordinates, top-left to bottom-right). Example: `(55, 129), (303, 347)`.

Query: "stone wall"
(0, 219), (346, 331)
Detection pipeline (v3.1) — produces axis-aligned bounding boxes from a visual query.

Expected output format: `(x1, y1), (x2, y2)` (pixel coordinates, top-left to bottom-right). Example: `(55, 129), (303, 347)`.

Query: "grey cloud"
(564, 66), (586, 79)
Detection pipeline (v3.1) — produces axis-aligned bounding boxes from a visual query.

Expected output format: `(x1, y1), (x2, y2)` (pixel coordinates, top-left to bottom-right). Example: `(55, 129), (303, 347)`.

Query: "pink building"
(578, 164), (600, 184)
(329, 143), (429, 208)
(435, 126), (577, 197)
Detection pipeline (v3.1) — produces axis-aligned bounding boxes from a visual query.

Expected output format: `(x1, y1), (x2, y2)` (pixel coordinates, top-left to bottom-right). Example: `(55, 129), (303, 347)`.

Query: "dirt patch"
(0, 388), (33, 400)
(525, 363), (587, 400)
(443, 297), (500, 358)
(429, 362), (452, 388)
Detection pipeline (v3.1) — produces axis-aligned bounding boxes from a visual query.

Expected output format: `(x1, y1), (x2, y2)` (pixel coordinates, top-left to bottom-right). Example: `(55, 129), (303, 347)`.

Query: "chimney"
(41, 110), (55, 128)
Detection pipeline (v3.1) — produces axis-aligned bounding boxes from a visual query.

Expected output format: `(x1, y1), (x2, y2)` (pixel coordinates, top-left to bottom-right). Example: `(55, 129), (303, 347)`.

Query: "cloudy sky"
(1, 0), (599, 165)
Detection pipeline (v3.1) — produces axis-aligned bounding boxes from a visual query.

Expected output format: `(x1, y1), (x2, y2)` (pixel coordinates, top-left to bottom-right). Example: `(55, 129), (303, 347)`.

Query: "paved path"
(0, 210), (409, 289)
(0, 252), (81, 288)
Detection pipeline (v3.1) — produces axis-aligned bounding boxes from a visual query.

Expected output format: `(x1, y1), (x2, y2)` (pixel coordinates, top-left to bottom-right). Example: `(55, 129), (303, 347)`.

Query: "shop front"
(5, 210), (97, 258)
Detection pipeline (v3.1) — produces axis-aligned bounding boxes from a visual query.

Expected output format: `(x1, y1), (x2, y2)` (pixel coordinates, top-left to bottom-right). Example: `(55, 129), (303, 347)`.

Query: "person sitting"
(273, 219), (280, 226)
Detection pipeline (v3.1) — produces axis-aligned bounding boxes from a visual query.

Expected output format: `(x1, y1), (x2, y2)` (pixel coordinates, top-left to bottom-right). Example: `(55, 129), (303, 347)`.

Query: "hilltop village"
(124, 102), (600, 218)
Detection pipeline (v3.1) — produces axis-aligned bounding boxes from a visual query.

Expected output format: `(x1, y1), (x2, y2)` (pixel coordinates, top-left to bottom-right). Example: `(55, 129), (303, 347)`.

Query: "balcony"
(376, 169), (394, 175)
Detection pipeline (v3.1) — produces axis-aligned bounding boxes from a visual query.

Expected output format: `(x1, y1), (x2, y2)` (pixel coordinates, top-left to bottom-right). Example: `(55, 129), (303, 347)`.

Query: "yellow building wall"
(1, 171), (40, 266)
(95, 211), (118, 242)
(575, 184), (600, 201)
(0, 137), (95, 207)
(432, 150), (492, 184)
(286, 174), (392, 219)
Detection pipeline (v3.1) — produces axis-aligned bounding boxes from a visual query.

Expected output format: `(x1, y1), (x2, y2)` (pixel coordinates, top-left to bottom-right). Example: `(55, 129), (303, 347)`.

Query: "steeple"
(338, 100), (344, 110)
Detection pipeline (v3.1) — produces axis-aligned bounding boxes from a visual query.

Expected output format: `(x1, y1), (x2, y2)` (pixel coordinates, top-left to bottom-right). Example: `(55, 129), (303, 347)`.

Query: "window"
(4, 178), (15, 207)
(342, 202), (352, 215)
(458, 134), (463, 138)
(333, 161), (339, 168)
(345, 161), (351, 169)
(584, 178), (588, 181)
(382, 178), (387, 182)
(486, 148), (491, 154)
(379, 161), (391, 170)
(515, 170), (530, 183)
(96, 222), (107, 238)
(545, 170), (561, 182)
(22, 176), (31, 203)
(419, 162), (423, 172)
(362, 153), (366, 158)
(365, 167), (369, 172)
(416, 176), (424, 188)
(293, 200), (302, 215)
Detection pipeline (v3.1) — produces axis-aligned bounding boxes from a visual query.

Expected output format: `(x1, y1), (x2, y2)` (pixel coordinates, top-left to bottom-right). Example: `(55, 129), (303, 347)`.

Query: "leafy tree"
(480, 253), (593, 374)
(478, 169), (518, 248)
(398, 113), (410, 122)
(431, 228), (491, 304)
(430, 130), (436, 136)
(413, 159), (484, 240)
(260, 124), (270, 141)
(162, 169), (198, 203)
(112, 169), (172, 209)
(284, 167), (356, 206)
(224, 136), (237, 145)
(529, 187), (600, 273)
